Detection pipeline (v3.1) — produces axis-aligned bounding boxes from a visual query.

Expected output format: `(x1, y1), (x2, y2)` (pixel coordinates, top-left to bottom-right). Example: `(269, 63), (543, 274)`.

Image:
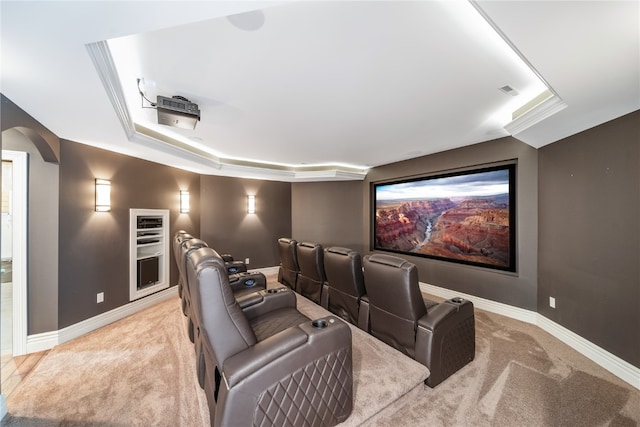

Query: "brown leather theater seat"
(362, 253), (475, 387)
(296, 241), (326, 304)
(322, 246), (368, 330)
(277, 237), (299, 292)
(187, 246), (353, 427)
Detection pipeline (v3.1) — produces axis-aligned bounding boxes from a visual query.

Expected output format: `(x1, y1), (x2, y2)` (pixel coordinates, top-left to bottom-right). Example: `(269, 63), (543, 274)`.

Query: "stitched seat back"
(363, 254), (427, 358)
(277, 238), (299, 291)
(296, 242), (326, 304)
(323, 247), (365, 325)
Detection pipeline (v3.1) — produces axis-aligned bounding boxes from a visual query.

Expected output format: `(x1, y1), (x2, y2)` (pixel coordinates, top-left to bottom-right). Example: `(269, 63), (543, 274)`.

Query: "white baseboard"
(25, 275), (637, 391)
(419, 282), (539, 324)
(536, 314), (640, 390)
(420, 282), (640, 391)
(26, 286), (178, 354)
(24, 268), (279, 354)
(25, 269), (283, 355)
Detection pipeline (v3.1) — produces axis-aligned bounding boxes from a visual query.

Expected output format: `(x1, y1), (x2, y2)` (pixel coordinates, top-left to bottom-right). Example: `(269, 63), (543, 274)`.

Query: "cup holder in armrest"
(266, 289), (279, 294)
(312, 319), (328, 329)
(450, 297), (464, 304)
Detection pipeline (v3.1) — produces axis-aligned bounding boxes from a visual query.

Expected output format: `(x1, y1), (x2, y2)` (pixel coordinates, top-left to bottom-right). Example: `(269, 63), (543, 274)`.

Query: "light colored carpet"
(367, 309), (640, 426)
(3, 277), (639, 427)
(292, 292), (429, 426)
(3, 296), (210, 426)
(2, 285), (428, 426)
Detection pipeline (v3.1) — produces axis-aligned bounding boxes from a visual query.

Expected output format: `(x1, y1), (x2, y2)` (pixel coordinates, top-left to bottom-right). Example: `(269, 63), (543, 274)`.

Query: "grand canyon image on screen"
(374, 167), (513, 270)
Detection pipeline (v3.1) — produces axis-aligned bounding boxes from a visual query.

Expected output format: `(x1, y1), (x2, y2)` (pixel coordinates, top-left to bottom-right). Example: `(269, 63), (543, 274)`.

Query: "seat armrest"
(242, 288), (297, 320)
(415, 298), (475, 387)
(357, 294), (370, 332)
(417, 302), (459, 332)
(217, 317), (353, 427)
(224, 316), (351, 389)
(223, 327), (308, 388)
(236, 292), (264, 309)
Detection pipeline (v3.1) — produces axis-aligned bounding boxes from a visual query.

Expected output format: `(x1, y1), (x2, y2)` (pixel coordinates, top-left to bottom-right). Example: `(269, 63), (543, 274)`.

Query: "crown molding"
(85, 41), (367, 182)
(504, 94), (568, 136)
(86, 41), (136, 138)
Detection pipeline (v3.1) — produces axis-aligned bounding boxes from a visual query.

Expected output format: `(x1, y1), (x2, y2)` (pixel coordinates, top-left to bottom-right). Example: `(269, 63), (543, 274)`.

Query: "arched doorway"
(1, 150), (27, 357)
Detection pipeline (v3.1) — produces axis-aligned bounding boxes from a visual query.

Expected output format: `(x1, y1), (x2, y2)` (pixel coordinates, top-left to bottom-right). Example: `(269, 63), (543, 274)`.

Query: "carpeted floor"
(368, 309), (640, 426)
(1, 283), (428, 426)
(2, 276), (639, 426)
(3, 295), (210, 427)
(292, 292), (429, 426)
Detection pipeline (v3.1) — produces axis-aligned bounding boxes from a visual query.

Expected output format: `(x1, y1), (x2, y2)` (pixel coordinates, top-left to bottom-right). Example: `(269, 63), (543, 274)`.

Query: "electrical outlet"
(549, 296), (556, 309)
(245, 258), (250, 265)
(97, 292), (104, 303)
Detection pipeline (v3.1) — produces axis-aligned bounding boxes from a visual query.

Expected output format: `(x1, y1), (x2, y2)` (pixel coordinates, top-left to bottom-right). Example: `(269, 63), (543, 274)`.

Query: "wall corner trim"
(26, 287), (178, 354)
(420, 282), (640, 391)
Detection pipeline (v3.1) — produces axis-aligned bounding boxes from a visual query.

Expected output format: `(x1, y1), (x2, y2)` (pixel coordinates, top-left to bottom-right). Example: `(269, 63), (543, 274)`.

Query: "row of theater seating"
(173, 232), (267, 343)
(173, 231), (354, 427)
(277, 237), (476, 388)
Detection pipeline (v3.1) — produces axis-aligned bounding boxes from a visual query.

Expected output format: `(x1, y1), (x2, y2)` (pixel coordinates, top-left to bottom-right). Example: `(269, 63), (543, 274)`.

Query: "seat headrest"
(325, 246), (352, 257)
(188, 246), (225, 271)
(278, 237), (297, 245)
(182, 238), (208, 251)
(366, 253), (412, 269)
(299, 242), (321, 250)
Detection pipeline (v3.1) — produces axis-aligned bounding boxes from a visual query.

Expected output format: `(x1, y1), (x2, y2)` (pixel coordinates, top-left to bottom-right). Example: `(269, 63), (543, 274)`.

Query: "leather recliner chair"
(187, 247), (354, 427)
(296, 242), (326, 305)
(277, 237), (299, 291)
(176, 233), (267, 345)
(362, 254), (475, 388)
(182, 243), (266, 386)
(322, 247), (368, 330)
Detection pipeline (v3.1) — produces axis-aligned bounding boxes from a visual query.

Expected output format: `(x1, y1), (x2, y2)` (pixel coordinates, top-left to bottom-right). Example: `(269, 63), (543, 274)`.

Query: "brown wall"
(538, 110), (640, 367)
(200, 175), (291, 268)
(291, 181), (365, 253)
(58, 140), (200, 329)
(5, 91), (639, 369)
(364, 137), (539, 310)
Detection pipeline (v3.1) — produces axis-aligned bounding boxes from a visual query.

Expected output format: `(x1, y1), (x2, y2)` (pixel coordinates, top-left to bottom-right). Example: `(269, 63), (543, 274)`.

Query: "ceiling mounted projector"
(156, 95), (201, 129)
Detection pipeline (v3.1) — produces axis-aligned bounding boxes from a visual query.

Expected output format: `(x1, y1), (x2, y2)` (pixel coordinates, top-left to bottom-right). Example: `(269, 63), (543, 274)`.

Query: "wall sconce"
(95, 179), (111, 212)
(180, 190), (190, 213)
(247, 195), (256, 214)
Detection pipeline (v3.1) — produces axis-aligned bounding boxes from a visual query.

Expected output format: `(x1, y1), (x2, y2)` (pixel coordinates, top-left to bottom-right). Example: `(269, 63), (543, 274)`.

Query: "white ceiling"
(2, 1), (638, 182)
